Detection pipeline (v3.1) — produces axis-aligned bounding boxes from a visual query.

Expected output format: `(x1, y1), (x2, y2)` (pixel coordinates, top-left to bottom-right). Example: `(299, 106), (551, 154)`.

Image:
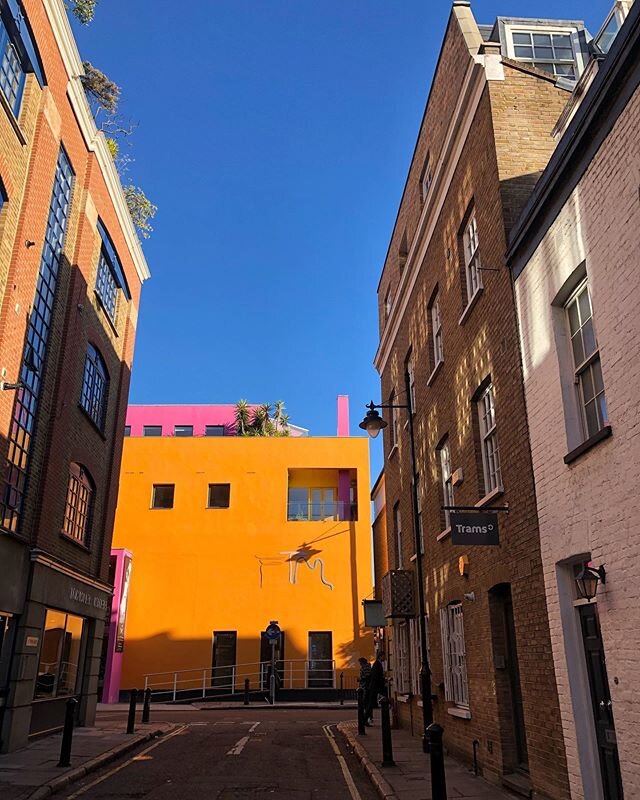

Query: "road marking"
(248, 722), (260, 733)
(65, 724), (188, 799)
(226, 735), (250, 756)
(323, 725), (363, 800)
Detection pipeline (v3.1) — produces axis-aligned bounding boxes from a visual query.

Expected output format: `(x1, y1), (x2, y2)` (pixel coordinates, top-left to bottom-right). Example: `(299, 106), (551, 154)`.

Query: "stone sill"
(475, 486), (504, 508)
(458, 287), (483, 326)
(447, 706), (472, 720)
(427, 359), (444, 387)
(437, 526), (452, 542)
(564, 425), (612, 465)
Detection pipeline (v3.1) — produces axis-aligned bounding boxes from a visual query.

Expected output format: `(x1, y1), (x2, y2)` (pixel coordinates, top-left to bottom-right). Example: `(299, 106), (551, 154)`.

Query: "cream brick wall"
(514, 85), (640, 800)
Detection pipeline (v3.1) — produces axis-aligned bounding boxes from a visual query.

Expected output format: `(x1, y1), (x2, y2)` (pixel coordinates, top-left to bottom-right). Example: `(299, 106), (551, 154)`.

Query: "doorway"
(211, 631), (237, 690)
(578, 604), (623, 800)
(259, 631), (285, 689)
(308, 631), (333, 688)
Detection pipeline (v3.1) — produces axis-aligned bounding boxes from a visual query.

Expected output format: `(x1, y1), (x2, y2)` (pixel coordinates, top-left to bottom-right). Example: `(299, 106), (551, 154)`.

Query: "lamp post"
(359, 379), (434, 752)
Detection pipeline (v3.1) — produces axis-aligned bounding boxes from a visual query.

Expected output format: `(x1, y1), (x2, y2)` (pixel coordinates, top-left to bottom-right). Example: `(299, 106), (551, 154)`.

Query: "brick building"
(508, 3), (637, 799)
(0, 0), (149, 751)
(371, 2), (598, 797)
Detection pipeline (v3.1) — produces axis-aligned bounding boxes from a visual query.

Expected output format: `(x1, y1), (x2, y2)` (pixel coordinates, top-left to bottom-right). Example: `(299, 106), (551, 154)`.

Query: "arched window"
(62, 463), (94, 545)
(80, 344), (109, 430)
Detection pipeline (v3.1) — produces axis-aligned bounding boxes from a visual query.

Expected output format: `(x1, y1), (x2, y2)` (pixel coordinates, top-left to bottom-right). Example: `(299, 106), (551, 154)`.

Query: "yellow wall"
(112, 436), (373, 691)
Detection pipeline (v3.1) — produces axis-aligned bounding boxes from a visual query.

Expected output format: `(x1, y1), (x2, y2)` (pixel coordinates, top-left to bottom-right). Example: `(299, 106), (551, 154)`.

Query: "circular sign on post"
(265, 621), (281, 642)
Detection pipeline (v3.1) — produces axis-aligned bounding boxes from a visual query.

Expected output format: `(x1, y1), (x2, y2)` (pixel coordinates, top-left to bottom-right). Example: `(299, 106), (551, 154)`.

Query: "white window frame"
(412, 474), (424, 555)
(430, 293), (443, 367)
(393, 503), (403, 569)
(439, 603), (469, 708)
(463, 213), (482, 304)
(477, 384), (502, 495)
(409, 616), (428, 696)
(565, 281), (608, 441)
(393, 622), (411, 695)
(407, 359), (416, 414)
(439, 439), (454, 529)
(420, 155), (432, 202)
(390, 391), (399, 450)
(504, 25), (585, 78)
(384, 288), (392, 321)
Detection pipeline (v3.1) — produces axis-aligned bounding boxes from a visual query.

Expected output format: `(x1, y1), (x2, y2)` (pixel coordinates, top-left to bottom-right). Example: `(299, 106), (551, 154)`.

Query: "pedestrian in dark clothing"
(364, 653), (386, 725)
(358, 657), (372, 691)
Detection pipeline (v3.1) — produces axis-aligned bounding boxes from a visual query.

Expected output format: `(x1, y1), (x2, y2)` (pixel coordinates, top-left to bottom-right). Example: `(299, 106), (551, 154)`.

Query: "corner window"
(393, 502), (402, 569)
(429, 290), (443, 369)
(174, 425), (193, 437)
(35, 610), (84, 698)
(80, 344), (109, 431)
(205, 425), (225, 437)
(462, 211), (482, 305)
(508, 29), (577, 78)
(440, 603), (469, 708)
(143, 425), (162, 437)
(439, 438), (454, 529)
(420, 154), (433, 203)
(477, 384), (502, 494)
(208, 483), (230, 508)
(566, 282), (608, 440)
(152, 484), (174, 509)
(62, 463), (93, 545)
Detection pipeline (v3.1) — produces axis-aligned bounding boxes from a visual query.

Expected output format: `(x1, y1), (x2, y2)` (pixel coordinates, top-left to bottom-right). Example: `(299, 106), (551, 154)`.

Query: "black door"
(504, 597), (528, 770)
(212, 631), (237, 689)
(308, 631), (333, 688)
(578, 604), (623, 800)
(260, 631), (285, 689)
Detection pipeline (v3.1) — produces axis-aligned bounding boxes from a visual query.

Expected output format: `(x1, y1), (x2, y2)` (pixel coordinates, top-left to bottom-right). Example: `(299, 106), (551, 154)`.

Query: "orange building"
(104, 400), (373, 700)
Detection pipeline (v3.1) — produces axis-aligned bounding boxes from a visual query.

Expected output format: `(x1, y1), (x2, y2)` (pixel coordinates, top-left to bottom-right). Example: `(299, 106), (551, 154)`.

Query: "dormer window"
(508, 28), (578, 79)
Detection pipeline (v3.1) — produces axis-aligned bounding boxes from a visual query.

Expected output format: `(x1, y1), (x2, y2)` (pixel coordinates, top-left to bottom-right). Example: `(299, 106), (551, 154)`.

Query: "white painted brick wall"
(514, 86), (640, 800)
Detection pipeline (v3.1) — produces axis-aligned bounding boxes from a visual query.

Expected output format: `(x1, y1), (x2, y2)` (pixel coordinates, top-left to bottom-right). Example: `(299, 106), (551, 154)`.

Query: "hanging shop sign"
(451, 511), (499, 546)
(115, 555), (133, 653)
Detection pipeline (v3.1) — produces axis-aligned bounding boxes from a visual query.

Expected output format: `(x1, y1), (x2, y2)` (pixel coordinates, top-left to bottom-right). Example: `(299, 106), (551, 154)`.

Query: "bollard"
(339, 672), (344, 706)
(127, 689), (138, 735)
(356, 687), (366, 736)
(472, 739), (480, 777)
(142, 688), (152, 724)
(380, 696), (395, 767)
(57, 697), (77, 767)
(244, 678), (250, 706)
(427, 723), (447, 800)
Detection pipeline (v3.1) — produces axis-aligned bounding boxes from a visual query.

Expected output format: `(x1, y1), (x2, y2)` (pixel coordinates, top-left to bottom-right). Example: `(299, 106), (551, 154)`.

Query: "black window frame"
(208, 483), (230, 509)
(152, 484), (175, 509)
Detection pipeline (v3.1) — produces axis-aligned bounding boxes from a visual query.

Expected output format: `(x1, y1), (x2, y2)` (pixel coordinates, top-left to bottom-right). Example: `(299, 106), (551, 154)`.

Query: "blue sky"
(73, 0), (612, 479)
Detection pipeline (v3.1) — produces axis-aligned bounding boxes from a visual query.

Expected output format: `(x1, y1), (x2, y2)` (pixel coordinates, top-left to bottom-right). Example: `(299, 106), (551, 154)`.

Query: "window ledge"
(447, 706), (472, 720)
(59, 532), (91, 553)
(149, 506), (174, 511)
(396, 694), (410, 703)
(475, 486), (504, 508)
(427, 359), (444, 386)
(436, 526), (452, 542)
(388, 443), (399, 461)
(0, 90), (26, 146)
(458, 288), (483, 326)
(564, 425), (612, 465)
(409, 552), (424, 562)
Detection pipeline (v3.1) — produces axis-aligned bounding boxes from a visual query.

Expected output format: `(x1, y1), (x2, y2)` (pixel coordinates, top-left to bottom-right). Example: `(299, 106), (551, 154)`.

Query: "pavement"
(338, 720), (514, 800)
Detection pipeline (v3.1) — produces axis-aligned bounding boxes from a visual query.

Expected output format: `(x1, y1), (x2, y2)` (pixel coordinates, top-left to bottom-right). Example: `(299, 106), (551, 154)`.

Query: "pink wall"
(125, 405), (239, 437)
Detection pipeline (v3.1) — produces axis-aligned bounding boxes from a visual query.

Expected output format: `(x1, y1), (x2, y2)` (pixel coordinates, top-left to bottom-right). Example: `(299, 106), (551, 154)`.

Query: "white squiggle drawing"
(281, 551), (334, 591)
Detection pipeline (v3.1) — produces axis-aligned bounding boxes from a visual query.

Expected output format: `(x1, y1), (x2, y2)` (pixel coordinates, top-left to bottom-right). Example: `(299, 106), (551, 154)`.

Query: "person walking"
(358, 657), (372, 691)
(364, 652), (386, 725)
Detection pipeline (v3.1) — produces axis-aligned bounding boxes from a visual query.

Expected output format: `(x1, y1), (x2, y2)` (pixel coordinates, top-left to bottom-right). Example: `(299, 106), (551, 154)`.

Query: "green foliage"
(105, 137), (119, 160)
(234, 401), (290, 437)
(123, 186), (157, 240)
(67, 0), (98, 25)
(81, 61), (120, 115)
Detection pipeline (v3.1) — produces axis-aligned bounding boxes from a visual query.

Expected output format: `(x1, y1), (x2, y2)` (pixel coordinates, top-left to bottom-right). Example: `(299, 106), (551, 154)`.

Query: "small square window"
(143, 425), (162, 437)
(208, 483), (230, 508)
(174, 425), (193, 437)
(124, 425), (131, 437)
(152, 484), (174, 509)
(205, 425), (225, 437)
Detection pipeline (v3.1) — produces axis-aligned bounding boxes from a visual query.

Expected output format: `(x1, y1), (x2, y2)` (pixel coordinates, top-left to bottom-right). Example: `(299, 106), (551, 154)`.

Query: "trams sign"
(450, 511), (499, 546)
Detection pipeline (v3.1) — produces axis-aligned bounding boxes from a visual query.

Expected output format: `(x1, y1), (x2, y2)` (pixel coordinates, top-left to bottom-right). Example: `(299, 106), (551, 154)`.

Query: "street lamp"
(576, 564), (606, 601)
(359, 388), (434, 753)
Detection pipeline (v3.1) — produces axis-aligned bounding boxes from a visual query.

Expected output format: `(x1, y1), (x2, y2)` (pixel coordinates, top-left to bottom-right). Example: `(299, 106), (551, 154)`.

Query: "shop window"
(35, 610), (84, 698)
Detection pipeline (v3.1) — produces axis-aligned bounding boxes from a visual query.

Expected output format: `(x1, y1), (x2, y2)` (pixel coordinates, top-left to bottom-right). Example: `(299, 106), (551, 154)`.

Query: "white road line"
(248, 722), (260, 733)
(322, 725), (363, 800)
(66, 724), (188, 800)
(226, 735), (250, 756)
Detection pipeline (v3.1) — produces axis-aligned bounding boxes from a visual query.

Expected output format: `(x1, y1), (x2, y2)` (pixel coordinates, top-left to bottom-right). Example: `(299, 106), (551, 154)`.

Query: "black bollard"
(357, 687), (366, 736)
(142, 688), (152, 724)
(339, 672), (344, 706)
(380, 696), (395, 767)
(57, 697), (77, 767)
(127, 689), (138, 735)
(244, 678), (250, 706)
(427, 723), (447, 800)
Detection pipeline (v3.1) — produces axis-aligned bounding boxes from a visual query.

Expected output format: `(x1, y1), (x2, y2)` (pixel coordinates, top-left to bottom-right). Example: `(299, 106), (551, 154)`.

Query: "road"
(60, 709), (379, 799)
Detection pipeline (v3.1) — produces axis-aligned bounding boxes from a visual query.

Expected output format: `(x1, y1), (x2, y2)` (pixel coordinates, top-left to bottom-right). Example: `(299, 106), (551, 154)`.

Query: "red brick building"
(372, 2), (593, 797)
(0, 0), (149, 751)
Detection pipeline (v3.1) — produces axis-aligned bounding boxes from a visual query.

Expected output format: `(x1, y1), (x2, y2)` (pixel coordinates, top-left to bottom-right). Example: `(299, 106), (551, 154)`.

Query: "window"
(406, 357), (416, 414)
(0, 21), (24, 116)
(35, 610), (84, 698)
(152, 484), (174, 509)
(124, 425), (131, 436)
(440, 603), (469, 708)
(0, 178), (6, 212)
(566, 282), (608, 439)
(393, 502), (402, 569)
(430, 292), (443, 368)
(80, 344), (109, 430)
(439, 438), (454, 529)
(205, 425), (225, 437)
(390, 390), (399, 450)
(0, 9), (44, 118)
(174, 425), (193, 437)
(308, 631), (333, 688)
(392, 622), (411, 694)
(384, 288), (392, 321)
(462, 212), (482, 303)
(412, 473), (424, 554)
(212, 631), (237, 689)
(420, 154), (432, 202)
(208, 483), (230, 508)
(477, 384), (502, 494)
(399, 231), (409, 271)
(287, 487), (337, 521)
(143, 425), (162, 437)
(510, 30), (576, 78)
(94, 221), (130, 323)
(62, 464), (93, 545)
(595, 13), (621, 54)
(409, 616), (428, 695)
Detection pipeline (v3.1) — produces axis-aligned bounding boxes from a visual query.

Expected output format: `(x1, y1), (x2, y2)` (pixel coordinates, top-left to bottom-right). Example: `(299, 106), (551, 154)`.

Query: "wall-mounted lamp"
(0, 381), (23, 391)
(576, 564), (606, 601)
(25, 240), (35, 249)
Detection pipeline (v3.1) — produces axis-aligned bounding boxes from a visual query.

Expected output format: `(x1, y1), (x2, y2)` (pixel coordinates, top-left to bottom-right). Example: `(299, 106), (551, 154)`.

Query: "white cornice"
(374, 59), (487, 374)
(41, 0), (151, 283)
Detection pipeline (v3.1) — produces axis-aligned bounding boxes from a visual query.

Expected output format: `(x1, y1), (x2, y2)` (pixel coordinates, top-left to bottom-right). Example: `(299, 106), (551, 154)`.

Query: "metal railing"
(142, 659), (360, 702)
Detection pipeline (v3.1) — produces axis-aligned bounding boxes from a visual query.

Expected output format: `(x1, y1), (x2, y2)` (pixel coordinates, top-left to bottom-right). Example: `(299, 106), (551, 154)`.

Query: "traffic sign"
(265, 621), (281, 642)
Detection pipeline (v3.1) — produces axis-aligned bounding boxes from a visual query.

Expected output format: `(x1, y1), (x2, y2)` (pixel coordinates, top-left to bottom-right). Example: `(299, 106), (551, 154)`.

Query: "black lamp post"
(359, 381), (434, 753)
(576, 564), (606, 601)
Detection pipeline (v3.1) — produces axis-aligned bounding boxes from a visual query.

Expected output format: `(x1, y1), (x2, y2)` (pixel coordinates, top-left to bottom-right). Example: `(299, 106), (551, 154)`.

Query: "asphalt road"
(60, 709), (379, 799)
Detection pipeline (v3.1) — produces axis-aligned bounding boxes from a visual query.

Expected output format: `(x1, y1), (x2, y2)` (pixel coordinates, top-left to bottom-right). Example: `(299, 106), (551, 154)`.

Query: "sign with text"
(451, 511), (499, 546)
